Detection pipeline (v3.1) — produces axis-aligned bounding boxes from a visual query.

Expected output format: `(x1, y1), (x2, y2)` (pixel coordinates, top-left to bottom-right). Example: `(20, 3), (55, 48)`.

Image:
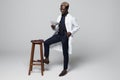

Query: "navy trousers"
(44, 34), (69, 70)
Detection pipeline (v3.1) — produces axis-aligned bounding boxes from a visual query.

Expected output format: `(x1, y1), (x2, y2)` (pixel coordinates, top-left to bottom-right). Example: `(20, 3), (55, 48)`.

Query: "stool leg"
(28, 43), (35, 75)
(40, 43), (44, 76)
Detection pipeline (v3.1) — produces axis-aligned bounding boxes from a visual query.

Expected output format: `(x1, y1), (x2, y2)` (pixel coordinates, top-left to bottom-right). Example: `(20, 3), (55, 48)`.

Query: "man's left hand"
(67, 32), (71, 37)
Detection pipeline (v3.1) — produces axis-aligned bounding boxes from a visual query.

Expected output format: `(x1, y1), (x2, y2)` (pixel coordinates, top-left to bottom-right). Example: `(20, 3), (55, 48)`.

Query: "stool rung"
(33, 60), (41, 62)
(33, 64), (41, 65)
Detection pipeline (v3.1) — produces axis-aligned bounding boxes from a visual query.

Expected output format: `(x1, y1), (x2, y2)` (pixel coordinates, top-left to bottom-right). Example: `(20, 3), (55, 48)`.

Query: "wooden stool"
(28, 39), (44, 76)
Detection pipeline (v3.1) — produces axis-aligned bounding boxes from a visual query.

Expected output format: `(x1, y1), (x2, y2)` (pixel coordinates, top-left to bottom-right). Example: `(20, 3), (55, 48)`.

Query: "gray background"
(0, 0), (120, 80)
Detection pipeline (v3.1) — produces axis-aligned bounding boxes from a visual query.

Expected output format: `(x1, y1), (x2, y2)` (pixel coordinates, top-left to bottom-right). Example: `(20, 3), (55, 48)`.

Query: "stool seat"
(31, 39), (44, 44)
(28, 39), (44, 76)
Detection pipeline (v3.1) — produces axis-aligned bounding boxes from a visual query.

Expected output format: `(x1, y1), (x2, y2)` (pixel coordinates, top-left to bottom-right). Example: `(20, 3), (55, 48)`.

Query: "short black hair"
(60, 2), (69, 10)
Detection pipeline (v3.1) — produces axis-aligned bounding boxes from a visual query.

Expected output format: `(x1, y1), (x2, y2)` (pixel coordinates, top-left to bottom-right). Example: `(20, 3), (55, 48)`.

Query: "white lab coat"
(50, 14), (80, 54)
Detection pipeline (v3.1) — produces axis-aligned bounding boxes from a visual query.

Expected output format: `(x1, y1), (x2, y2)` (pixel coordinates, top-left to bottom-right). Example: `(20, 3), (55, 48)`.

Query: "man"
(44, 2), (80, 76)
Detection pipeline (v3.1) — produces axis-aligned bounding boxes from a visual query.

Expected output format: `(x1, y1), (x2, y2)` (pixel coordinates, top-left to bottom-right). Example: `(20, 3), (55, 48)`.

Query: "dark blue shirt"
(58, 14), (67, 35)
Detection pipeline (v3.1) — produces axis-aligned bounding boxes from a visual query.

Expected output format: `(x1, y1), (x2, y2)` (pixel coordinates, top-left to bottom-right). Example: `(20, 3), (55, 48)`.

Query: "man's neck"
(62, 12), (68, 16)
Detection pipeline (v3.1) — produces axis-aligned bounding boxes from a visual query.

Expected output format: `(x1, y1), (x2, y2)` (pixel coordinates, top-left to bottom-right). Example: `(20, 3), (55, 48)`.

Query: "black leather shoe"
(38, 59), (49, 64)
(43, 58), (49, 64)
(59, 70), (67, 77)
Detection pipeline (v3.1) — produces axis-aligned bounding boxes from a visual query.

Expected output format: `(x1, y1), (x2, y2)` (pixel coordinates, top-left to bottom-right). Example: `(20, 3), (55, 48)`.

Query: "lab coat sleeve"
(53, 15), (61, 31)
(71, 17), (80, 35)
(53, 25), (59, 31)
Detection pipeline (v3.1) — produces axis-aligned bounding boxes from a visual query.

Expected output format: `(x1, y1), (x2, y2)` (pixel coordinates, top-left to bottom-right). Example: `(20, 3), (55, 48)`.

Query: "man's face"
(60, 5), (67, 15)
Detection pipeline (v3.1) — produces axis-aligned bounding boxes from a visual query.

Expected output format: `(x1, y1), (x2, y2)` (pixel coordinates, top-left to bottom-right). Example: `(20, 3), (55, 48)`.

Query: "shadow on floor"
(69, 51), (103, 71)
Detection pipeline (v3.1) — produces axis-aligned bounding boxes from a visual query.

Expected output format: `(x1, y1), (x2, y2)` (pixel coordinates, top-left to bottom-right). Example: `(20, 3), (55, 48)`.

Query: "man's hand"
(51, 25), (55, 30)
(67, 32), (71, 37)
